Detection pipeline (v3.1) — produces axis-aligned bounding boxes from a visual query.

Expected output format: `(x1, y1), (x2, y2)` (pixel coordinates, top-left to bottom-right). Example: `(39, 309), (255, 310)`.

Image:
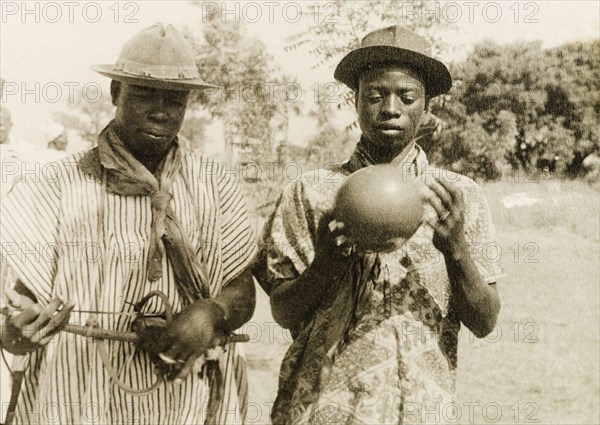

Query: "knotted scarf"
(79, 123), (224, 424)
(79, 123), (209, 302)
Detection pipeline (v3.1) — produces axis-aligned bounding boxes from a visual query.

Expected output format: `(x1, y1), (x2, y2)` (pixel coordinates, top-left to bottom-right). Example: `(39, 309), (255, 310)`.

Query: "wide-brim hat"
(334, 26), (452, 97)
(91, 23), (217, 91)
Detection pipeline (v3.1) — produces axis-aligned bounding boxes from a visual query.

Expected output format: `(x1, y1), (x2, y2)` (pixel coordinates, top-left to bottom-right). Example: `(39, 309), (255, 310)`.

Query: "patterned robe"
(254, 143), (504, 424)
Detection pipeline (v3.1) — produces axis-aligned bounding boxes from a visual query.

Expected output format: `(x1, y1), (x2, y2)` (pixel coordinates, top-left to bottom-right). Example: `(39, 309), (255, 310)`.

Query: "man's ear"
(110, 80), (121, 106)
(354, 85), (360, 109)
(424, 95), (431, 112)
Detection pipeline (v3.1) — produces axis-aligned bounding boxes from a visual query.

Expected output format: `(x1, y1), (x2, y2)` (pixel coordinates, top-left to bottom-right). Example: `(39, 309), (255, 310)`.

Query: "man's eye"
(402, 97), (417, 104)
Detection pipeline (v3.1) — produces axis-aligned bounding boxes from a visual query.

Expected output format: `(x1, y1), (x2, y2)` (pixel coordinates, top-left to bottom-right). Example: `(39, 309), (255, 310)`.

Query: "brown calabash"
(334, 164), (424, 250)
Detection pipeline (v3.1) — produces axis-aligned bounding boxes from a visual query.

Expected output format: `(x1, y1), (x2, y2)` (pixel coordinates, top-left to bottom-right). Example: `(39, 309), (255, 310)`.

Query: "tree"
(187, 4), (285, 163)
(287, 0), (452, 72)
(429, 39), (600, 179)
(304, 95), (354, 166)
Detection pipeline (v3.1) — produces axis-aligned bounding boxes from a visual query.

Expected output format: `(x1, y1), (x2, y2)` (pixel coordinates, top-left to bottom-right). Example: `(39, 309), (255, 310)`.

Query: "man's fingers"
(31, 298), (63, 330)
(32, 302), (75, 344)
(173, 354), (199, 383)
(427, 179), (452, 209)
(11, 304), (42, 329)
(4, 287), (22, 306)
(423, 187), (447, 220)
(328, 219), (345, 233)
(160, 343), (187, 366)
(425, 216), (441, 232)
(5, 287), (34, 309)
(435, 177), (463, 203)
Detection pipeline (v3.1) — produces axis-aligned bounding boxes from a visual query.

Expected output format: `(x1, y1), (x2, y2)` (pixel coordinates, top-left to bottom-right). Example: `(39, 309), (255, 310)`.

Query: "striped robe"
(0, 150), (257, 424)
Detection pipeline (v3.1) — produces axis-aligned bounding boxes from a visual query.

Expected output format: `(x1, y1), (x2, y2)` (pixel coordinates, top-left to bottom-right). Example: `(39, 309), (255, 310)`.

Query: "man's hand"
(268, 212), (355, 330)
(1, 287), (75, 355)
(423, 176), (469, 259)
(156, 300), (227, 382)
(423, 175), (501, 337)
(312, 211), (356, 275)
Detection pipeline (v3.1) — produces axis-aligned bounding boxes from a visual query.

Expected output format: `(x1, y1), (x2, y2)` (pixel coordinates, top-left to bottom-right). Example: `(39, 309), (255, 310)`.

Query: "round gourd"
(333, 164), (424, 250)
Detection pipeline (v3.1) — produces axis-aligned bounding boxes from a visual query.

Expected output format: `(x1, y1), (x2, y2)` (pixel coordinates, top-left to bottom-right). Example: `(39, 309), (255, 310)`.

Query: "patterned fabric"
(254, 142), (504, 425)
(0, 133), (257, 424)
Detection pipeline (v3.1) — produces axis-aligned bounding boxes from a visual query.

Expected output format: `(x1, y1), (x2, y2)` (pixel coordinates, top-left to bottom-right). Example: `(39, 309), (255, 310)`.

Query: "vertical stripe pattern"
(0, 150), (257, 425)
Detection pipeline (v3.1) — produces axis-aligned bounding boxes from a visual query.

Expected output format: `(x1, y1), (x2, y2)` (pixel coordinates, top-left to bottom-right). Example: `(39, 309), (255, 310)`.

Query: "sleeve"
(217, 164), (258, 287)
(0, 170), (62, 304)
(462, 181), (505, 284)
(0, 263), (17, 321)
(251, 180), (318, 295)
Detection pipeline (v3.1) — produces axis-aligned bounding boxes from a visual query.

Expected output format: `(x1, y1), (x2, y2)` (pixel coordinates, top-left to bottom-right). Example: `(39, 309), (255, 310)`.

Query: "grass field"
(244, 179), (600, 424)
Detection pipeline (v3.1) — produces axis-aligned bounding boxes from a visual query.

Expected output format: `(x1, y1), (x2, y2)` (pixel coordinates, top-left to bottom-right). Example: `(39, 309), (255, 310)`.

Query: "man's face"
(356, 65), (426, 157)
(0, 109), (13, 144)
(112, 82), (189, 157)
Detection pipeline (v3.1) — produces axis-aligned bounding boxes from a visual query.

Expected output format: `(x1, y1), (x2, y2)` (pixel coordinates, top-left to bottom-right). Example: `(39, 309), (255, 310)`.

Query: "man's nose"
(149, 97), (170, 122)
(381, 94), (402, 117)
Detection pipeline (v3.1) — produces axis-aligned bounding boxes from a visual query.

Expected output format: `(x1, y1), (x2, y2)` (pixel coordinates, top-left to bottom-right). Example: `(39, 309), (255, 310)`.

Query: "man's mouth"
(376, 125), (404, 136)
(376, 123), (403, 131)
(142, 130), (169, 140)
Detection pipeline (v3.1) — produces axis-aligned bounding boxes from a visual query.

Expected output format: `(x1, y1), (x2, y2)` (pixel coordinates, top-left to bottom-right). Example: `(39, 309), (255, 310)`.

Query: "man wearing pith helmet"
(0, 24), (257, 425)
(253, 26), (504, 424)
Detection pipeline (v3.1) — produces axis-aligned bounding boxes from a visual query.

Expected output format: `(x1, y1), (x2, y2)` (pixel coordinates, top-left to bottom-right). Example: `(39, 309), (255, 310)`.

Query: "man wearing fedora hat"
(0, 24), (257, 424)
(254, 26), (503, 424)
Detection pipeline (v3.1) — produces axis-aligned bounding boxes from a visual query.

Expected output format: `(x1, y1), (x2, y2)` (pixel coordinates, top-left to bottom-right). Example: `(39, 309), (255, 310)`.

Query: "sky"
(0, 0), (598, 152)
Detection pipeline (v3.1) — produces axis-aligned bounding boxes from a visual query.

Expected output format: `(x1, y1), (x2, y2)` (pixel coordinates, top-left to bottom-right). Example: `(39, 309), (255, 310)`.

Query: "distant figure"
(34, 120), (71, 165)
(0, 106), (31, 197)
(0, 105), (28, 425)
(41, 120), (69, 151)
(1, 106), (32, 156)
(1, 105), (15, 145)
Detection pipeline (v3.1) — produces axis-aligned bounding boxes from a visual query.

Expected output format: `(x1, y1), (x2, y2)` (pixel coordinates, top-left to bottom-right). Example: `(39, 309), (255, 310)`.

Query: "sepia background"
(1, 1), (599, 424)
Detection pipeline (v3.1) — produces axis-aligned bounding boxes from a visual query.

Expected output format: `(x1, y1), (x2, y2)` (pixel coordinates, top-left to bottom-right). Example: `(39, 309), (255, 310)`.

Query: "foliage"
(303, 96), (354, 166)
(188, 3), (293, 162)
(287, 0), (452, 69)
(429, 39), (600, 179)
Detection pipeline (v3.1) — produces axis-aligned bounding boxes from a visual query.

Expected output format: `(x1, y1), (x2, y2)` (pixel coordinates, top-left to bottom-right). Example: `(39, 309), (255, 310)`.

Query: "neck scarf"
(79, 123), (209, 303)
(343, 136), (428, 174)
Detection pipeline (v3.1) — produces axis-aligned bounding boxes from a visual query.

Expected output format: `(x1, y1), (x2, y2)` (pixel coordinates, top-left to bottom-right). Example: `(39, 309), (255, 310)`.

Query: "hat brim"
(91, 65), (218, 91)
(334, 46), (452, 97)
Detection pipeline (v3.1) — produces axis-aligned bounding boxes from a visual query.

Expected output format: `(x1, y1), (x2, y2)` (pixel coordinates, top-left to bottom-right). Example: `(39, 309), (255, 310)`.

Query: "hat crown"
(334, 25), (451, 96)
(361, 26), (432, 57)
(113, 23), (200, 80)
